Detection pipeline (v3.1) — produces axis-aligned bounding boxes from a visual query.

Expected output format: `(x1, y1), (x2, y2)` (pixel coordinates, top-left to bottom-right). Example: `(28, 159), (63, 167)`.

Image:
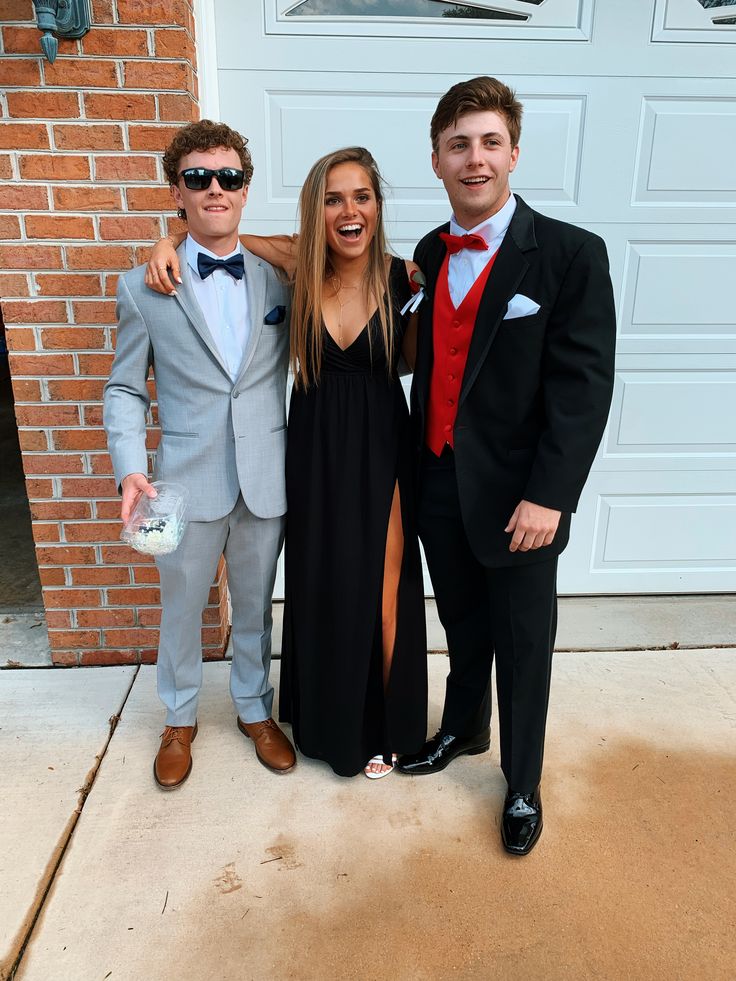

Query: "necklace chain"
(330, 275), (361, 348)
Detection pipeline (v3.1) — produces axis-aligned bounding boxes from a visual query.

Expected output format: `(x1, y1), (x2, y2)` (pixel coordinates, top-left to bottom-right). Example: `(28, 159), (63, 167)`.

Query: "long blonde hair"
(291, 147), (394, 389)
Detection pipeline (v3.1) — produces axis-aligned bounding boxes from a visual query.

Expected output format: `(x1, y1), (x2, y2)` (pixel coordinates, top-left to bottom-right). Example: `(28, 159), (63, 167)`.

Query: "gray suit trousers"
(154, 495), (284, 727)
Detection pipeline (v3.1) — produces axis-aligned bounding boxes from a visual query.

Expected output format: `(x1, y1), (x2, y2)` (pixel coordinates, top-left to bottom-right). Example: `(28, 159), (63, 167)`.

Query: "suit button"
(448, 373), (455, 381)
(444, 424), (451, 433)
(447, 399), (454, 406)
(232, 391), (240, 399)
(449, 347), (457, 355)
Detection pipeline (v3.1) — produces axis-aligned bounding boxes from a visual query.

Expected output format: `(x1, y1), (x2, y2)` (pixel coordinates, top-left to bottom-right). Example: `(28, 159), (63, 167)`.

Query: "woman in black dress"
(145, 147), (427, 778)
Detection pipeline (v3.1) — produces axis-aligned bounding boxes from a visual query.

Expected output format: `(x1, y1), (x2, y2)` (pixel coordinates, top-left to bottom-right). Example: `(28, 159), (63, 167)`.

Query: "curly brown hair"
(162, 119), (254, 187)
(430, 76), (523, 154)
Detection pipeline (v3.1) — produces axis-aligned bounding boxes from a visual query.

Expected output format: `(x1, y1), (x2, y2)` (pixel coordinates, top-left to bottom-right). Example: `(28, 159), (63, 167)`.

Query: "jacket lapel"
(459, 196), (538, 405)
(233, 247), (267, 385)
(172, 243), (230, 378)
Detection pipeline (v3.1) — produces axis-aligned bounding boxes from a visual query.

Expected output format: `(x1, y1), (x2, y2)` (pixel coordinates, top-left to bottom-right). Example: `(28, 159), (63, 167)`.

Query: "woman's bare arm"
(144, 232), (299, 296)
(401, 259), (421, 370)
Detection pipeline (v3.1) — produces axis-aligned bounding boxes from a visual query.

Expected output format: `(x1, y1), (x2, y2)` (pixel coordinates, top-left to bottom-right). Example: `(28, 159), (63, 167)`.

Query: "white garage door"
(197, 0), (736, 594)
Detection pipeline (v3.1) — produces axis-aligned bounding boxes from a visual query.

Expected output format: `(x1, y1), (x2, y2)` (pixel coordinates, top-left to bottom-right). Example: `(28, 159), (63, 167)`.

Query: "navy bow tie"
(197, 252), (245, 281)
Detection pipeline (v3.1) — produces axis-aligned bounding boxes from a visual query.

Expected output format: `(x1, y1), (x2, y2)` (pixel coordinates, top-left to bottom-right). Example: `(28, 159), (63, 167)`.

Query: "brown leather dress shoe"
(153, 722), (198, 789)
(237, 716), (296, 773)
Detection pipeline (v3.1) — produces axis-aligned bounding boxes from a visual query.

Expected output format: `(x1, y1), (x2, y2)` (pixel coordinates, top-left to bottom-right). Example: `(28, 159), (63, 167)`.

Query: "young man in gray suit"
(104, 120), (295, 788)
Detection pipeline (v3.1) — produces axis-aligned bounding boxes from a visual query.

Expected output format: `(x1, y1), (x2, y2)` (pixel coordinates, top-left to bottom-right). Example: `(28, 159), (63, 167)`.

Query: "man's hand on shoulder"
(121, 473), (157, 524)
(505, 500), (561, 553)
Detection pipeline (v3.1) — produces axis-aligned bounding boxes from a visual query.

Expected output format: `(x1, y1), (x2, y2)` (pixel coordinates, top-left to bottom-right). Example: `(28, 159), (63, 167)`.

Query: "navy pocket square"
(264, 305), (286, 325)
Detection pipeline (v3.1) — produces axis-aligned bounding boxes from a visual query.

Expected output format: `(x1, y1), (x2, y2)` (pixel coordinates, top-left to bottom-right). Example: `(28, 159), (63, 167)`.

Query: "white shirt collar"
(185, 234), (242, 278)
(449, 192), (517, 243)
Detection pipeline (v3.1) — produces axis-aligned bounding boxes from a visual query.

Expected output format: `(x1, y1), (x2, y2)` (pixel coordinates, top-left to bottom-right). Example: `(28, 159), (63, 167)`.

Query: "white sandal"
(364, 754), (397, 779)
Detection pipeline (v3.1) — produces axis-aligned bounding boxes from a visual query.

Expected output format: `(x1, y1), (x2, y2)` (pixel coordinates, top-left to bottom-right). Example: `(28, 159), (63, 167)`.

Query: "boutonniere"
(400, 269), (428, 316)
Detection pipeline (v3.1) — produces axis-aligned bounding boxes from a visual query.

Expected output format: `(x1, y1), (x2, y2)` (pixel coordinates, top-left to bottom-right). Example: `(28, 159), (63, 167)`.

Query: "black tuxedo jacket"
(411, 195), (616, 568)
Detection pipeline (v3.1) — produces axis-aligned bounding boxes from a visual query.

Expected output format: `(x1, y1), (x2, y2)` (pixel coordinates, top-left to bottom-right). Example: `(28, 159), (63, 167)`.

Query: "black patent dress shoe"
(396, 728), (490, 775)
(501, 786), (543, 856)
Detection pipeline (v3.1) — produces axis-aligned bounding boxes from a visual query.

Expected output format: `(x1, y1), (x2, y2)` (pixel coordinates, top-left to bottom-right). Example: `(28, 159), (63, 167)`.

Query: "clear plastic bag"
(120, 481), (188, 556)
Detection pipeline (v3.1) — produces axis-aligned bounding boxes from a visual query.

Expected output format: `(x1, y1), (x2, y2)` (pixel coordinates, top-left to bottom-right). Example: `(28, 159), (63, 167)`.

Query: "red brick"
(16, 404), (80, 426)
(52, 429), (108, 450)
(133, 245), (153, 264)
(78, 608), (136, 629)
(90, 0), (115, 23)
(37, 545), (96, 565)
(54, 124), (124, 151)
(63, 520), (120, 542)
(133, 566), (159, 584)
(95, 154), (158, 182)
(0, 245), (62, 270)
(0, 58), (41, 87)
(104, 273), (120, 296)
(0, 0), (34, 17)
(0, 215), (21, 240)
(84, 92), (156, 120)
(145, 429), (161, 450)
(107, 586), (160, 605)
(4, 300), (67, 325)
(31, 521), (59, 544)
(77, 354), (115, 375)
(11, 379), (42, 401)
(128, 124), (180, 152)
(153, 28), (195, 62)
(82, 406), (105, 425)
(158, 93), (198, 122)
(117, 0), (189, 27)
(18, 430), (49, 451)
(40, 327), (106, 350)
(51, 651), (80, 666)
(123, 60), (190, 92)
(4, 327), (35, 350)
(66, 245), (135, 271)
(0, 155), (13, 180)
(39, 568), (66, 586)
(49, 630), (101, 650)
(2, 26), (76, 56)
(53, 185), (123, 212)
(25, 215), (95, 240)
(71, 566), (130, 586)
(126, 185), (174, 212)
(18, 407), (82, 437)
(81, 27), (149, 57)
(0, 185), (49, 210)
(0, 123), (49, 150)
(44, 58), (118, 88)
(139, 649), (158, 664)
(25, 477), (53, 499)
(6, 92), (79, 121)
(99, 215), (161, 240)
(80, 650), (139, 665)
(23, 453), (84, 474)
(36, 274), (102, 298)
(96, 500), (126, 519)
(31, 500), (91, 520)
(71, 301), (117, 325)
(9, 354), (73, 377)
(20, 154), (90, 181)
(104, 627), (158, 646)
(47, 378), (106, 401)
(100, 546), (156, 566)
(45, 611), (72, 628)
(0, 274), (29, 297)
(137, 607), (162, 626)
(89, 452), (113, 474)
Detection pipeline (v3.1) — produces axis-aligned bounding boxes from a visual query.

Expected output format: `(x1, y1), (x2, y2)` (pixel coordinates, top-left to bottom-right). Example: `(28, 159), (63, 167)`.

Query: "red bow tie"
(439, 231), (488, 255)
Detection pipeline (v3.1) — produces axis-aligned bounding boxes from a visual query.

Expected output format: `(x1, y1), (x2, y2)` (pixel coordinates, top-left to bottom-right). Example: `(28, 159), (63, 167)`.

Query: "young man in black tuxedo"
(397, 77), (616, 855)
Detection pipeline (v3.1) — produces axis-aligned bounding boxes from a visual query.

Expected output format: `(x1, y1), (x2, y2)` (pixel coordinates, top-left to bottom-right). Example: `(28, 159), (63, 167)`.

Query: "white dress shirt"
(447, 192), (517, 308)
(185, 235), (250, 381)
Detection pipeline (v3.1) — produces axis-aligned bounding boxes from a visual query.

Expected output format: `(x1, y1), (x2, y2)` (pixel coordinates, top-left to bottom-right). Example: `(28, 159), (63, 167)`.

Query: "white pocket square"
(503, 293), (541, 320)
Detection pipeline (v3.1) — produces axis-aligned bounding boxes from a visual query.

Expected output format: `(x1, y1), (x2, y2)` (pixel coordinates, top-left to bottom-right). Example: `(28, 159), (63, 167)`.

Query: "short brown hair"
(430, 76), (523, 153)
(162, 119), (254, 186)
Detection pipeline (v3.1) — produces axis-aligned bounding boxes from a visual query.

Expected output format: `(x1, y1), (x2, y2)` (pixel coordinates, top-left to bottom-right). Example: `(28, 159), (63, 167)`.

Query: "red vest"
(426, 250), (499, 455)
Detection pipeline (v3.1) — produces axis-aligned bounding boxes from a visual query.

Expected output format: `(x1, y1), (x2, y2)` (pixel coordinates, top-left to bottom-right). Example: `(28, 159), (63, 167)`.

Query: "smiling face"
(170, 146), (248, 255)
(323, 161), (379, 262)
(432, 110), (519, 229)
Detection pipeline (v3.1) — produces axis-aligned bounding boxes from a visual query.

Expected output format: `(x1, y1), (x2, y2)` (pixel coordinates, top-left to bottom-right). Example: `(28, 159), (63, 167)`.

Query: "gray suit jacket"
(103, 243), (291, 522)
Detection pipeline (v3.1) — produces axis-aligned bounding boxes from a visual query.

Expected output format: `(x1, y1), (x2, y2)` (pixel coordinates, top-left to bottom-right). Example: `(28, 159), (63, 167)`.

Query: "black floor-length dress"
(279, 257), (428, 776)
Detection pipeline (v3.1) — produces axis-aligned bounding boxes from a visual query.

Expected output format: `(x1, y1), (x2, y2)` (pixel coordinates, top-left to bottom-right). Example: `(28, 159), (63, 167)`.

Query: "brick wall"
(0, 0), (231, 665)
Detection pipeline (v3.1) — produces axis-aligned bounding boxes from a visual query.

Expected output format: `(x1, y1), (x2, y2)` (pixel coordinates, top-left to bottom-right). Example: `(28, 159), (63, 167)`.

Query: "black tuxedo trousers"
(418, 449), (557, 794)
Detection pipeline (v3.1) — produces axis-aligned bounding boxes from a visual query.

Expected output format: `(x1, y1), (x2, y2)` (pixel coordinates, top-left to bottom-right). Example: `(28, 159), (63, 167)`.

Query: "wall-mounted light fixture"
(32, 0), (92, 63)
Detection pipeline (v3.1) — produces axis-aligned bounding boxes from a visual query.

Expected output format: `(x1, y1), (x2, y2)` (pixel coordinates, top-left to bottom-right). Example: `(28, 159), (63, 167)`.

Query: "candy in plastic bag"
(120, 481), (188, 556)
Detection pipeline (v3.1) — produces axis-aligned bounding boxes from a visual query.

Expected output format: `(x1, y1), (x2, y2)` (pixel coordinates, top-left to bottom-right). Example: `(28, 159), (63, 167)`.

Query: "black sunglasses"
(178, 167), (245, 191)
